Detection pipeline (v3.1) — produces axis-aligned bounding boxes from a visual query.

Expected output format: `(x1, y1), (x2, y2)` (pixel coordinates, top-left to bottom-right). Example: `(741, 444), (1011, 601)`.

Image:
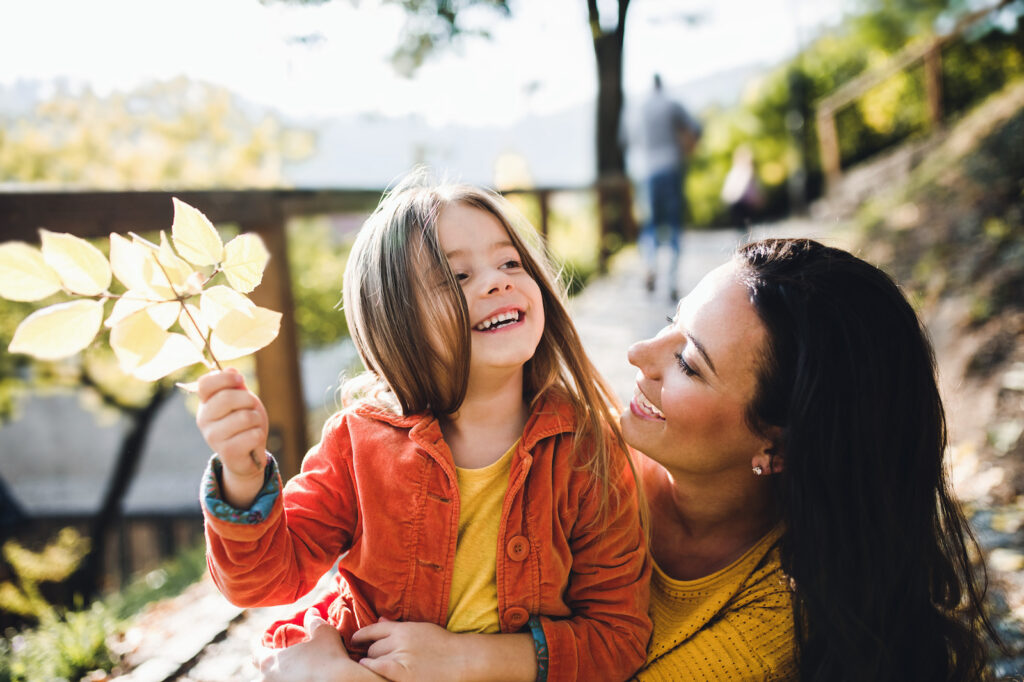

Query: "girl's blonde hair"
(342, 168), (639, 521)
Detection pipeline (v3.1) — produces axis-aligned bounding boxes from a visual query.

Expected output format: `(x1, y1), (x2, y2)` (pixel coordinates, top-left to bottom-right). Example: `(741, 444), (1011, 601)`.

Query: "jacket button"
(505, 606), (529, 628)
(506, 535), (529, 561)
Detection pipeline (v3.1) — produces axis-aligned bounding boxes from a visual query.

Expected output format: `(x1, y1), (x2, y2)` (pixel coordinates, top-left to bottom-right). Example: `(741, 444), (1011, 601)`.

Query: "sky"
(0, 0), (849, 128)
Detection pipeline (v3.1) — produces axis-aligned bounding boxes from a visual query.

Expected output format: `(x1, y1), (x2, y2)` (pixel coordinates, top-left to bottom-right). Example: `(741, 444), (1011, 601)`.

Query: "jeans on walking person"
(641, 166), (685, 301)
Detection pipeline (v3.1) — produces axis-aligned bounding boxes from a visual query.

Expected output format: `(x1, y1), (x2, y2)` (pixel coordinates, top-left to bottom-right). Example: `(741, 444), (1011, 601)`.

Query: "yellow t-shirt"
(445, 439), (517, 633)
(636, 526), (797, 681)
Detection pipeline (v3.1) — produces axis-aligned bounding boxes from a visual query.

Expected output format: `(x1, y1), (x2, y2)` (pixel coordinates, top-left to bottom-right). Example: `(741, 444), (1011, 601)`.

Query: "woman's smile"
(630, 388), (666, 421)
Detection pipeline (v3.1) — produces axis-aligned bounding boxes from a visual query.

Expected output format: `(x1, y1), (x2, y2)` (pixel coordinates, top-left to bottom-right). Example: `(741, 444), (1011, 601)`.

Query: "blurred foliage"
(0, 78), (313, 188)
(0, 529), (89, 623)
(685, 1), (1023, 227)
(287, 218), (352, 348)
(0, 540), (207, 682)
(260, 0), (511, 77)
(857, 78), (1024, 328)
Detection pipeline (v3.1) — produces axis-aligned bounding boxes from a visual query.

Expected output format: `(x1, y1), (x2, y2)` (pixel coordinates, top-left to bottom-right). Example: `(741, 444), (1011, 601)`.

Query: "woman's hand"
(352, 619), (536, 682)
(254, 609), (385, 682)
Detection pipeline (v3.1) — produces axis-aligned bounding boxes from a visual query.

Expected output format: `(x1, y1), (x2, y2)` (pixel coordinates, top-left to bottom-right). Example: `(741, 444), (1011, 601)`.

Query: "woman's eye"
(675, 352), (697, 377)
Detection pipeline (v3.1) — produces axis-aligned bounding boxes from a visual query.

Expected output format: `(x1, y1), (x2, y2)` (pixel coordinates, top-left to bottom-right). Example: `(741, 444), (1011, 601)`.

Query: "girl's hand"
(254, 608), (385, 682)
(352, 619), (463, 682)
(196, 368), (269, 508)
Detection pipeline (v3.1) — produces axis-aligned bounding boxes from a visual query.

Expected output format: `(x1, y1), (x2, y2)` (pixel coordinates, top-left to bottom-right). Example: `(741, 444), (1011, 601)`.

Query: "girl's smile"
(473, 306), (525, 332)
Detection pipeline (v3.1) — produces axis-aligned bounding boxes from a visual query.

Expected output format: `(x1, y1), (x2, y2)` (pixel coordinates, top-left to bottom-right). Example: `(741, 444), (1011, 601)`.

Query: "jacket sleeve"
(201, 413), (359, 608)
(540, 447), (653, 681)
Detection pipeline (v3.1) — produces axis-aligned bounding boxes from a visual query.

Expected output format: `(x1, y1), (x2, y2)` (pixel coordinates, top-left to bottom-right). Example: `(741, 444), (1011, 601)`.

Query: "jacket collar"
(352, 391), (577, 452)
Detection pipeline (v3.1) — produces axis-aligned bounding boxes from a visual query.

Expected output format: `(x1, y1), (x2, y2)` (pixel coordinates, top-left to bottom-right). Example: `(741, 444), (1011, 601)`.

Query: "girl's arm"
(199, 379), (360, 608)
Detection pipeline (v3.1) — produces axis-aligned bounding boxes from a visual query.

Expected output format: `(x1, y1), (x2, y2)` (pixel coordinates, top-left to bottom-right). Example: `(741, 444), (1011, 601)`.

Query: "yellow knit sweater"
(635, 526), (797, 681)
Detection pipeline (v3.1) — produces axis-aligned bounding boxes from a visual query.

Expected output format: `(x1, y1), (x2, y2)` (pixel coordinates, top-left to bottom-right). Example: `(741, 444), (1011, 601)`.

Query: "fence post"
(816, 106), (842, 193)
(243, 216), (308, 482)
(924, 41), (944, 130)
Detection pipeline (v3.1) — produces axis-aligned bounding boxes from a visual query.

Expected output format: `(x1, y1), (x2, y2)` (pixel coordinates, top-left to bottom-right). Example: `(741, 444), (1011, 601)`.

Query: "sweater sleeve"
(539, 449), (653, 681)
(201, 413), (360, 608)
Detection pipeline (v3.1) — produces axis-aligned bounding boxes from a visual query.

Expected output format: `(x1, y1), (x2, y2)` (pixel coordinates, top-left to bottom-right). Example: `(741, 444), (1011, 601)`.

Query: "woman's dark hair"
(735, 238), (998, 681)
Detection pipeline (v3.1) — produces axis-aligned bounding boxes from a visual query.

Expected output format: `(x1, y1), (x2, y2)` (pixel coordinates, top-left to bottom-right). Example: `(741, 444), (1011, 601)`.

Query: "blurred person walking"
(636, 73), (702, 302)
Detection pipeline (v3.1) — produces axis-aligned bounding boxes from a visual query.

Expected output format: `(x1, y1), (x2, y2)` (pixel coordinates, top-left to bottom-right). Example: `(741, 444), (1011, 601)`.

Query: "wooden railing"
(0, 184), (616, 480)
(815, 0), (1015, 192)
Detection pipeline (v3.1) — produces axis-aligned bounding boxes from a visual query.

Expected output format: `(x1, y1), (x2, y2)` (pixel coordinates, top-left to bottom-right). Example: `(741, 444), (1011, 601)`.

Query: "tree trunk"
(589, 0), (635, 271)
(71, 382), (172, 600)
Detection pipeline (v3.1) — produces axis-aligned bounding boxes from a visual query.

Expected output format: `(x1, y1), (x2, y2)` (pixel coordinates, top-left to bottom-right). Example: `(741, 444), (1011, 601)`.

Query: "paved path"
(112, 222), (1022, 679)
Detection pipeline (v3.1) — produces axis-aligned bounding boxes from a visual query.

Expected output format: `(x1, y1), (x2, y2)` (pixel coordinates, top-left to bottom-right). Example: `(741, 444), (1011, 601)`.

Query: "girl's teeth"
(475, 311), (520, 330)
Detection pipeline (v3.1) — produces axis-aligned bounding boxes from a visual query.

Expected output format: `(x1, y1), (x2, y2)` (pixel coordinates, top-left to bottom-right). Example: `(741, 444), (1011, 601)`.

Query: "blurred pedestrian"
(720, 144), (763, 227)
(637, 73), (702, 302)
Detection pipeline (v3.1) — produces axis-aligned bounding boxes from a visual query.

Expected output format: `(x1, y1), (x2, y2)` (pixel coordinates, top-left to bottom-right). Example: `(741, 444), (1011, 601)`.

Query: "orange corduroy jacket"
(202, 393), (652, 681)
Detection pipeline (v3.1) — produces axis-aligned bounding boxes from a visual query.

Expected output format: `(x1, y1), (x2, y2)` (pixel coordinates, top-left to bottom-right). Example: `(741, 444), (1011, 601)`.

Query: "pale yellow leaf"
(179, 303), (208, 351)
(105, 292), (179, 330)
(175, 380), (199, 393)
(210, 305), (282, 361)
(171, 198), (223, 266)
(199, 285), (254, 329)
(110, 309), (205, 381)
(222, 233), (269, 293)
(40, 230), (112, 296)
(8, 299), (104, 360)
(0, 242), (62, 301)
(110, 233), (153, 293)
(137, 231), (196, 299)
(129, 234), (175, 299)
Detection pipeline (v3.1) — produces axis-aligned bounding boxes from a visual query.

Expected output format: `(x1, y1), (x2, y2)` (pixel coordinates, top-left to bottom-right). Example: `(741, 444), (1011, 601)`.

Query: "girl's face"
(621, 261), (771, 474)
(435, 202), (544, 382)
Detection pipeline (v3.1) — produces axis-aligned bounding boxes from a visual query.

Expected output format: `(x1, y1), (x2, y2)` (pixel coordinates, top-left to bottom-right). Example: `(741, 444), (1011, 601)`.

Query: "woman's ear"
(751, 428), (785, 475)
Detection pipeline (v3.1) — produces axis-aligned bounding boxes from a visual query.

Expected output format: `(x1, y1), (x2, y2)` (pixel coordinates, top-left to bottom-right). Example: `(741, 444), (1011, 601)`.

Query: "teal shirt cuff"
(201, 453), (280, 524)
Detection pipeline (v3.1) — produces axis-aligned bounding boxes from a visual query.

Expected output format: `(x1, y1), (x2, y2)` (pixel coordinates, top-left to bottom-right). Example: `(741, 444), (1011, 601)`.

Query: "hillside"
(855, 78), (1024, 504)
(850, 78), (1024, 669)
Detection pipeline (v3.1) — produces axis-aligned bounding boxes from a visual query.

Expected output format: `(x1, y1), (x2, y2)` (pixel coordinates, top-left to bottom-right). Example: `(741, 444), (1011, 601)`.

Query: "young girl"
(196, 171), (652, 680)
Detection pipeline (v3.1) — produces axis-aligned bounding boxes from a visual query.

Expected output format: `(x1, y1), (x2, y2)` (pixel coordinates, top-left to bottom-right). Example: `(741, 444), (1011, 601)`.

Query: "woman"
(255, 238), (997, 681)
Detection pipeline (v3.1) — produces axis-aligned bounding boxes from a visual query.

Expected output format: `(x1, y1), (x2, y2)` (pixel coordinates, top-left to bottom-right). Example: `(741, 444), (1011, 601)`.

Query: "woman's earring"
(752, 465), (764, 476)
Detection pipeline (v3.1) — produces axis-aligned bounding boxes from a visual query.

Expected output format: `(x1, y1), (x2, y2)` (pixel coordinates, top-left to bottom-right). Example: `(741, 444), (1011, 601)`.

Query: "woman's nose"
(627, 338), (652, 373)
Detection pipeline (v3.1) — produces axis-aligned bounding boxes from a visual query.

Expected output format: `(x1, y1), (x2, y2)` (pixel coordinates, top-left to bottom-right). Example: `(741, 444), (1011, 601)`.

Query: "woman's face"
(621, 260), (771, 474)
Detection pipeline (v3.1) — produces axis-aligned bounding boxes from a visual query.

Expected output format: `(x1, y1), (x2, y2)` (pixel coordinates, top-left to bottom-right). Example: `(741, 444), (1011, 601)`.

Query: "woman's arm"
(255, 609), (386, 682)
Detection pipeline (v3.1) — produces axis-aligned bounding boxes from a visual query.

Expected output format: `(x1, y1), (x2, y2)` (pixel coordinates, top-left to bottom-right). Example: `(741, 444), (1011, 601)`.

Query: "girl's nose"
(485, 270), (514, 295)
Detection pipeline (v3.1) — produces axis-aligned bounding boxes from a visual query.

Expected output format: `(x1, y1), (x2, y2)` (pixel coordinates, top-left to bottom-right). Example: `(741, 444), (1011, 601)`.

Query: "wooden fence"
(815, 0), (1016, 192)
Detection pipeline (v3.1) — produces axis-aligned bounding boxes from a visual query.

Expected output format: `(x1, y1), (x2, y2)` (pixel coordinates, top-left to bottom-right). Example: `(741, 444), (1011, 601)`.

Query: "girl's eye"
(674, 352), (698, 377)
(454, 272), (469, 282)
(500, 259), (522, 270)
